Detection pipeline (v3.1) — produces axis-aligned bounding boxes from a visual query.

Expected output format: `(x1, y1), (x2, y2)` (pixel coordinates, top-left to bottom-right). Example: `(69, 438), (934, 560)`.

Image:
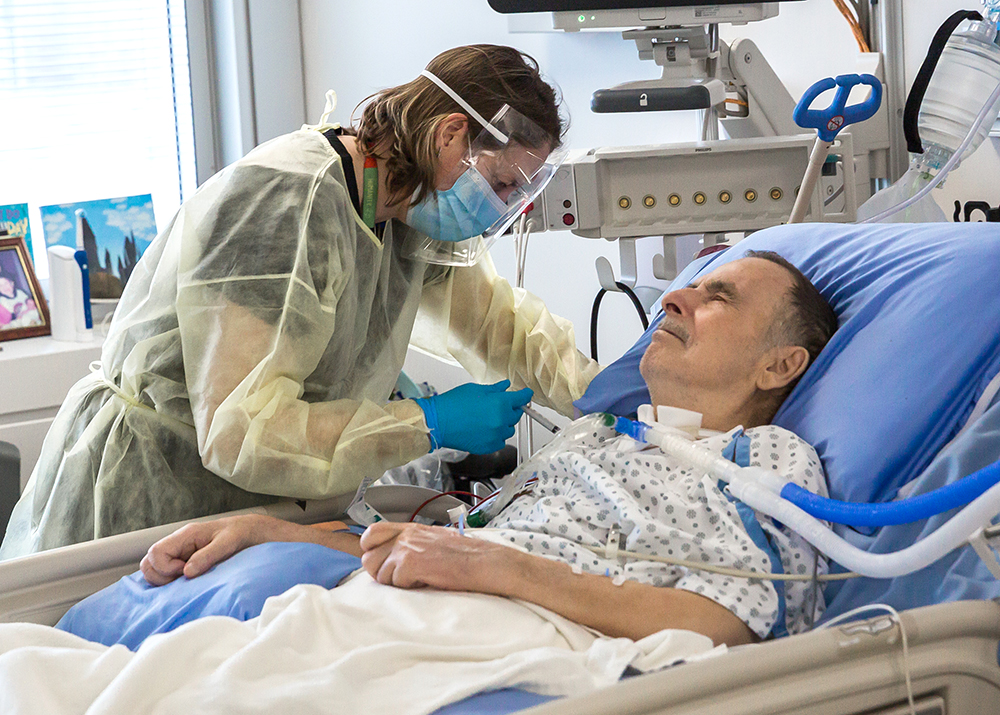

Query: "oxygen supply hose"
(612, 415), (1000, 578)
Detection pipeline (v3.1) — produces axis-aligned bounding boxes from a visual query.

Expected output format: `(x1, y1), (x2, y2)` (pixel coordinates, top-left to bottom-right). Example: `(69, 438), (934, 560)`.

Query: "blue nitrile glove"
(415, 380), (533, 454)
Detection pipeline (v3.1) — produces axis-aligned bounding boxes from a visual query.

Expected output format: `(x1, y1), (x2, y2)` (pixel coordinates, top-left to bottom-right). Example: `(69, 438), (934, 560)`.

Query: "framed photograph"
(0, 236), (51, 342)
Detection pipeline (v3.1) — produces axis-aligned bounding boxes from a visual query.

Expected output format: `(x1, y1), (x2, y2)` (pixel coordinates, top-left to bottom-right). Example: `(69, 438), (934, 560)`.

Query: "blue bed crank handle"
(788, 74), (882, 223)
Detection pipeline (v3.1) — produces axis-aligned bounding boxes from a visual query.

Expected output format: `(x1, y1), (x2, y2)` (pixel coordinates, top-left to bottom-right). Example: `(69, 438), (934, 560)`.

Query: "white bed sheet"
(0, 570), (721, 715)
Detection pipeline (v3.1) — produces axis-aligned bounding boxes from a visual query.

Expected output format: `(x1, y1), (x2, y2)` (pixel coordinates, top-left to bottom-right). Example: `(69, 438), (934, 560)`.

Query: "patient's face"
(640, 257), (793, 422)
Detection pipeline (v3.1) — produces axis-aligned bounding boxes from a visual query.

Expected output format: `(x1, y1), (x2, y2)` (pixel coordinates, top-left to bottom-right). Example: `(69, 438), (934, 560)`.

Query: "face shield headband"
(404, 70), (568, 267)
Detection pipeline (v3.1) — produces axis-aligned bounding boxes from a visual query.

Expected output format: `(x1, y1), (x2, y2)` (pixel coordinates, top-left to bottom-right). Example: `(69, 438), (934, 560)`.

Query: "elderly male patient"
(78, 250), (838, 650)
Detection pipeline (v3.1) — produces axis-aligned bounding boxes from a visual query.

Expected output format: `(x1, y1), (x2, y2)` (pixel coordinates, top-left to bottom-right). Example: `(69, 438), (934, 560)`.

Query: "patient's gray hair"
(745, 249), (838, 396)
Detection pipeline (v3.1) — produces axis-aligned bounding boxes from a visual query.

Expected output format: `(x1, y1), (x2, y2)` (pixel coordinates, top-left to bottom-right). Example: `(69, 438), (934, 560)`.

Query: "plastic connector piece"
(448, 504), (470, 536)
(614, 416), (649, 443)
(604, 525), (622, 560)
(466, 510), (489, 528)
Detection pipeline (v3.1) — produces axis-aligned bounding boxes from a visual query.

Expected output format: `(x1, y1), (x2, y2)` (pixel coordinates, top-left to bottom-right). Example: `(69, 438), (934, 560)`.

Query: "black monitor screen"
(489, 0), (799, 11)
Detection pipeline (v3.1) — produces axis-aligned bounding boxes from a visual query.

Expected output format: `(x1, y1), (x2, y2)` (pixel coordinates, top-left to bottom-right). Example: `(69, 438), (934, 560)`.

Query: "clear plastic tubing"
(614, 416), (1000, 578)
(863, 17), (1000, 224)
(863, 75), (1000, 224)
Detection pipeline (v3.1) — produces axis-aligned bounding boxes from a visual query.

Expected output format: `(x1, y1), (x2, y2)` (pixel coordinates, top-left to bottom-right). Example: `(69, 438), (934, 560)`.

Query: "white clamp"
(605, 524), (623, 560)
(968, 525), (1000, 579)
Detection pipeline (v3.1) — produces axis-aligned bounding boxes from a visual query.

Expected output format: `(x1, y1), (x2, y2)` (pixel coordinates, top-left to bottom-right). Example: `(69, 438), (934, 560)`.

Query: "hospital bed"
(1, 221), (1000, 715)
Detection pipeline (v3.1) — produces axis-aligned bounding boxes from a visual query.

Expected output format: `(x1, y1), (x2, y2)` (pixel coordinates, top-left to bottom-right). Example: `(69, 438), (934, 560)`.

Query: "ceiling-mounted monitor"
(489, 0), (801, 9)
(487, 1), (804, 115)
(488, 1), (802, 29)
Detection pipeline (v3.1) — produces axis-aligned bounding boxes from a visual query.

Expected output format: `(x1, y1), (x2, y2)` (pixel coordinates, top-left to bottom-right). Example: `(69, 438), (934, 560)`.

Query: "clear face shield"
(404, 72), (568, 267)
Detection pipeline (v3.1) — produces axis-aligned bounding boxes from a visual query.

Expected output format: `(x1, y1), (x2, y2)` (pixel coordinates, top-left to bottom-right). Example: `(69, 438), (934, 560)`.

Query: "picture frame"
(0, 236), (51, 342)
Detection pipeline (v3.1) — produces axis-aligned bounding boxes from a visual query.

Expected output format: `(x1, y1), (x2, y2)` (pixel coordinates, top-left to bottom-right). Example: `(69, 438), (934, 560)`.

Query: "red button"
(525, 202), (535, 213)
(562, 213), (575, 226)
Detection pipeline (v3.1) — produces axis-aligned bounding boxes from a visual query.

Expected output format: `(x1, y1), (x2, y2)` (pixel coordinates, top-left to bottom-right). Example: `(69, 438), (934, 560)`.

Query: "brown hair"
(353, 45), (565, 207)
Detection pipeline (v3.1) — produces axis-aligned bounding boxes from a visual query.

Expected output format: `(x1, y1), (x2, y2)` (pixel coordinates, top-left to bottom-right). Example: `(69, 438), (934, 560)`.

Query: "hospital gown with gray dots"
(484, 414), (828, 639)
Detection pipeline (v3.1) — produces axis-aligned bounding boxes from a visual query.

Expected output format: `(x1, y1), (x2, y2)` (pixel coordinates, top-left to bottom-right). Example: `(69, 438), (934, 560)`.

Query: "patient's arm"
(141, 514), (361, 586)
(359, 522), (756, 648)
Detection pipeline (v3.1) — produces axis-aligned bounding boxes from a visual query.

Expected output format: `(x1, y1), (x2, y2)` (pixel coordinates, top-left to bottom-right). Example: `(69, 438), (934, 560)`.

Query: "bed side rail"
(522, 599), (1000, 715)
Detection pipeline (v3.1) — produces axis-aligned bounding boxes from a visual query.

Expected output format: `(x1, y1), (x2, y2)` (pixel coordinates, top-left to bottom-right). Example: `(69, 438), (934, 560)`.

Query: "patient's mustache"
(658, 318), (689, 344)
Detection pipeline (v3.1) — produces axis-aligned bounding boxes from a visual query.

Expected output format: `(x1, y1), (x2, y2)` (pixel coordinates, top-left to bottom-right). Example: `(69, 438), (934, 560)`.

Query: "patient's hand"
(359, 522), (517, 593)
(360, 522), (756, 646)
(141, 515), (273, 586)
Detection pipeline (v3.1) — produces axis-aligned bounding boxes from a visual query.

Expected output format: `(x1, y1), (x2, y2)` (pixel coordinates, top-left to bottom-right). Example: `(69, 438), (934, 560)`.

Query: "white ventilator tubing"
(643, 424), (1000, 578)
(861, 74), (1000, 224)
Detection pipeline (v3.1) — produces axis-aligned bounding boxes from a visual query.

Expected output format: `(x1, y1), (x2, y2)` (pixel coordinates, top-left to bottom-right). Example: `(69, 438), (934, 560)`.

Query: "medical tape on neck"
(420, 70), (508, 143)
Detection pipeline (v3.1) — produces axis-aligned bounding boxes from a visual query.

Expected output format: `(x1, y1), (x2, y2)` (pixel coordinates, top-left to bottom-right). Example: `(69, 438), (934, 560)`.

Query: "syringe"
(521, 404), (559, 434)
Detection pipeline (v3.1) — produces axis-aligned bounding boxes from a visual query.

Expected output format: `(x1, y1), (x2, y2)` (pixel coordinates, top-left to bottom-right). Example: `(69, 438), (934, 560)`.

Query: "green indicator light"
(578, 14), (586, 22)
(591, 15), (596, 20)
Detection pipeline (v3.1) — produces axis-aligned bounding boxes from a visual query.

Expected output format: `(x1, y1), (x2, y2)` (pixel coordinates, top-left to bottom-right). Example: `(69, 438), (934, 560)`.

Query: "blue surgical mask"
(405, 165), (507, 243)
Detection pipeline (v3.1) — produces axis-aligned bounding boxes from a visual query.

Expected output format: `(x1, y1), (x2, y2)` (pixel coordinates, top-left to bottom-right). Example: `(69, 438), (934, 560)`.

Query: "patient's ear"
(757, 345), (810, 391)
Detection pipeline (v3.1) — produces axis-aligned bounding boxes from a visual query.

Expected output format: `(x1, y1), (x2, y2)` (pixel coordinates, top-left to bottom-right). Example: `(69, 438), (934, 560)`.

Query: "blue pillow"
(576, 223), (1000, 507)
(56, 542), (362, 650)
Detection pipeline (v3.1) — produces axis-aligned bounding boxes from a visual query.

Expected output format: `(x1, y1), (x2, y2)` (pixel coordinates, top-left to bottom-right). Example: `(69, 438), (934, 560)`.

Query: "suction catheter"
(610, 415), (1000, 578)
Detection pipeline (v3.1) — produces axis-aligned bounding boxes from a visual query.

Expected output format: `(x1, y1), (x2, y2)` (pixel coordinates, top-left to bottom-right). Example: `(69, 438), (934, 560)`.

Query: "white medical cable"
(862, 75), (1000, 224)
(515, 213), (530, 288)
(817, 604), (917, 715)
(513, 213), (539, 458)
(576, 542), (857, 582)
(808, 546), (822, 628)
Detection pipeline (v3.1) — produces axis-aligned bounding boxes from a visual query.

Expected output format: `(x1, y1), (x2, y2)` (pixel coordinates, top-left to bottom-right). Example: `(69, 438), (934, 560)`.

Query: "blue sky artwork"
(39, 195), (156, 275)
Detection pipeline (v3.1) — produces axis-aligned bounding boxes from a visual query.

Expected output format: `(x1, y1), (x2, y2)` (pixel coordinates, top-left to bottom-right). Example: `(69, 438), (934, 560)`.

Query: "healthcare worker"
(0, 45), (600, 559)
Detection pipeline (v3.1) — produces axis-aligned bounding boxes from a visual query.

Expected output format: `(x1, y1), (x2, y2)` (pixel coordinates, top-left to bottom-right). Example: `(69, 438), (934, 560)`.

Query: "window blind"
(0, 0), (195, 275)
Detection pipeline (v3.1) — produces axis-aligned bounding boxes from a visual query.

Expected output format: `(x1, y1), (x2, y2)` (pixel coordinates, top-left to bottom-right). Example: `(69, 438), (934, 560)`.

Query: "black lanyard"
(322, 128), (378, 230)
